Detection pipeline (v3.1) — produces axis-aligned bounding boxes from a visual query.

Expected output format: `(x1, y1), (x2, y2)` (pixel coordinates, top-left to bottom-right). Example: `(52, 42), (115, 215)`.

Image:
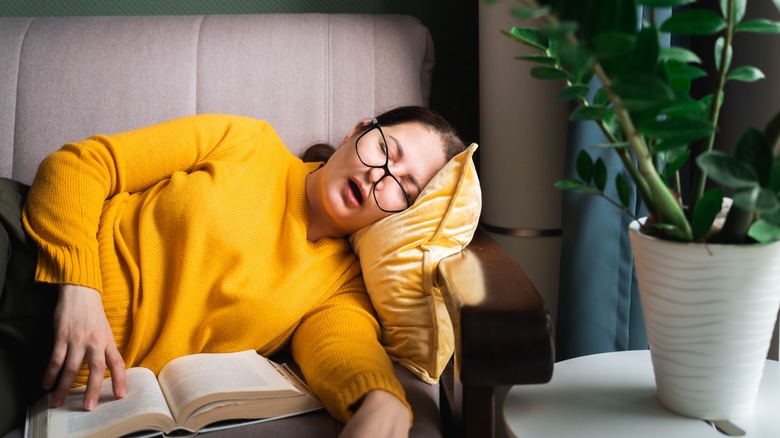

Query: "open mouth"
(348, 180), (364, 205)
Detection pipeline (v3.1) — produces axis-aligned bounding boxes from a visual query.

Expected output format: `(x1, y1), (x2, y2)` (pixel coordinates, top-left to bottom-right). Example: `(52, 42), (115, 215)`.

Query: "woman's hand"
(43, 284), (127, 410)
(340, 390), (410, 438)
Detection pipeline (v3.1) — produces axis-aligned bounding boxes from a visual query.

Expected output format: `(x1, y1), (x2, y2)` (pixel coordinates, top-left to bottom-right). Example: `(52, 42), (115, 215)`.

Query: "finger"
(42, 340), (68, 390)
(50, 351), (84, 408)
(83, 355), (107, 411)
(105, 345), (127, 399)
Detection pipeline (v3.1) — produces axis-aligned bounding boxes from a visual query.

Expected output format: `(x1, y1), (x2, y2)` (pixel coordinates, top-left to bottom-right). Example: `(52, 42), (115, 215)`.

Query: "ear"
(343, 118), (373, 143)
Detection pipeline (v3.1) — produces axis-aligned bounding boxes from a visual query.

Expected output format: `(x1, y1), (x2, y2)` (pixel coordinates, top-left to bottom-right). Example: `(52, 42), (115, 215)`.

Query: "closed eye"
(386, 136), (421, 198)
(403, 176), (421, 201)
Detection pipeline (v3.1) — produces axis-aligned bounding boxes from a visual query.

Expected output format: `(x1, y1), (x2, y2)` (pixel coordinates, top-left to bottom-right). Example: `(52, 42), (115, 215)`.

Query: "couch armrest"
(438, 227), (554, 437)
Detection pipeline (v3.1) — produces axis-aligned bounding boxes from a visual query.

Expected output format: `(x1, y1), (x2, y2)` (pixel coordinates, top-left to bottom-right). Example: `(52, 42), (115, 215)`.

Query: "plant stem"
(592, 62), (692, 239)
(595, 118), (657, 213)
(674, 171), (682, 199)
(599, 193), (642, 222)
(717, 205), (753, 243)
(574, 89), (652, 210)
(691, 0), (735, 206)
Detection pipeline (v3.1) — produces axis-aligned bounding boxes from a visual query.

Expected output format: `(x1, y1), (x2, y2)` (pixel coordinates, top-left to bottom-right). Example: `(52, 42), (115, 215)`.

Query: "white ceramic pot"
(629, 220), (780, 420)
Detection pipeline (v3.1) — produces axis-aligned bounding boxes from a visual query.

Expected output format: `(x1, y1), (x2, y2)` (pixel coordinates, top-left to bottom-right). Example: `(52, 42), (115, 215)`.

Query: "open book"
(26, 350), (323, 438)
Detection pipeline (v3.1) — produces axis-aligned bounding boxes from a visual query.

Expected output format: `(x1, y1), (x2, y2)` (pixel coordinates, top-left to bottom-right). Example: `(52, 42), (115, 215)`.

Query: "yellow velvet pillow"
(349, 143), (481, 383)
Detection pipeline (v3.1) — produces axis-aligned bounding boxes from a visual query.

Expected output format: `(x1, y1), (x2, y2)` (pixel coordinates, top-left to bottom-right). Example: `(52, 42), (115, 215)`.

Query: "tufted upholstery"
(0, 14), (433, 184)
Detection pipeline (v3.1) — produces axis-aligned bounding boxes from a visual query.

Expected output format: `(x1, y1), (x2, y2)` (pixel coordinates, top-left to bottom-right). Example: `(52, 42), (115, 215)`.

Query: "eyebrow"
(388, 134), (422, 195)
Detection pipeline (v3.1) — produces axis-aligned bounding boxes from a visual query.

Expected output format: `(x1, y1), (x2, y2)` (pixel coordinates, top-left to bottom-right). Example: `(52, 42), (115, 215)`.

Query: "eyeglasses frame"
(354, 119), (411, 213)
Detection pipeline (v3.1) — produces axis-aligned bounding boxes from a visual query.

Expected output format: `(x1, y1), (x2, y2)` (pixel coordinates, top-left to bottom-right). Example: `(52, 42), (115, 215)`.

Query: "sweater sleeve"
(291, 275), (411, 424)
(22, 114), (274, 291)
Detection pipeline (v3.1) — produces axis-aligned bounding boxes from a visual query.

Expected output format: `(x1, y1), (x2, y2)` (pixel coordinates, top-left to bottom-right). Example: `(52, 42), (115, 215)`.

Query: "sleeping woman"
(0, 105), (466, 438)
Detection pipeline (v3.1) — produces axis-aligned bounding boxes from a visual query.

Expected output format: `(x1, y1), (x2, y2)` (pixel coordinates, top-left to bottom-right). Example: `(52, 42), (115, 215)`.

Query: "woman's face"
(313, 121), (447, 236)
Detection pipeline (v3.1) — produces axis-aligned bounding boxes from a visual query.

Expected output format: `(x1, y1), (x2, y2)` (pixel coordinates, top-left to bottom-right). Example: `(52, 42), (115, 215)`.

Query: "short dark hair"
(302, 106), (466, 163)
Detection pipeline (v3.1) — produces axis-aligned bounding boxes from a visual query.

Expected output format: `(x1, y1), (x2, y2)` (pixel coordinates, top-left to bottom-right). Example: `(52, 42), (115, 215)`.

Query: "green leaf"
(664, 61), (708, 81)
(531, 66), (569, 80)
(638, 0), (696, 6)
(593, 142), (630, 149)
(504, 27), (548, 50)
(555, 0), (636, 41)
(767, 111), (780, 158)
(517, 55), (558, 65)
(692, 188), (724, 240)
(554, 178), (601, 196)
(732, 186), (780, 213)
(753, 189), (779, 213)
(616, 174), (631, 208)
(557, 42), (594, 81)
(734, 127), (773, 186)
(765, 211), (780, 226)
(555, 178), (588, 191)
(775, 0), (780, 15)
(659, 99), (708, 118)
(654, 137), (693, 152)
(664, 60), (707, 92)
(748, 219), (780, 243)
(556, 85), (591, 100)
(770, 157), (780, 193)
(576, 150), (594, 183)
(727, 66), (765, 82)
(736, 19), (780, 34)
(570, 105), (607, 121)
(699, 93), (715, 109)
(594, 158), (607, 192)
(662, 147), (690, 177)
(602, 109), (623, 141)
(610, 75), (676, 112)
(697, 151), (759, 189)
(580, 69), (595, 86)
(539, 21), (579, 39)
(623, 27), (661, 76)
(593, 88), (609, 107)
(720, 0), (746, 25)
(714, 37), (733, 72)
(659, 47), (702, 64)
(593, 32), (635, 59)
(660, 10), (727, 35)
(641, 116), (716, 143)
(511, 5), (552, 20)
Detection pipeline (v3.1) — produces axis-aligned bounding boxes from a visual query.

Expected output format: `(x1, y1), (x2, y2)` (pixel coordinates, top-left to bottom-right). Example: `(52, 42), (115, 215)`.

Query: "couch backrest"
(0, 14), (434, 184)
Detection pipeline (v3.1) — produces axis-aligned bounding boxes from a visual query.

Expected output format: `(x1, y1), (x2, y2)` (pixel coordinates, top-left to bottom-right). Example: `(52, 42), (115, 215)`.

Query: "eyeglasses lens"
(356, 127), (410, 212)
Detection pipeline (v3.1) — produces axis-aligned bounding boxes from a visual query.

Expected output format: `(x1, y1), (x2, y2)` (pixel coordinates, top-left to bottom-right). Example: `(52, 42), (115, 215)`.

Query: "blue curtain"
(555, 6), (673, 361)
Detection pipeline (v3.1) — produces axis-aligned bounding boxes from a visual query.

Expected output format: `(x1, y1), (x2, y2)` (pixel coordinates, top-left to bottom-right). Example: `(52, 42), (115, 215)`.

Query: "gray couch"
(0, 14), (553, 437)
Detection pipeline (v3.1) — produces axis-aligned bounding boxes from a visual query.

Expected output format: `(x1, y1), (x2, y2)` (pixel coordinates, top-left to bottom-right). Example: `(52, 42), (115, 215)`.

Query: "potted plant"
(492, 0), (780, 422)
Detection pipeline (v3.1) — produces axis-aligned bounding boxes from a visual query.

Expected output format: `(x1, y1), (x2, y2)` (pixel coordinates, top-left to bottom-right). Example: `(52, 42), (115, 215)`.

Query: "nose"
(368, 167), (386, 184)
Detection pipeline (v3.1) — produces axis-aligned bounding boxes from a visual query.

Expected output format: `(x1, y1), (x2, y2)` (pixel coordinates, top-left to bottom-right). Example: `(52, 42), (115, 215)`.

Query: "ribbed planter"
(629, 220), (780, 420)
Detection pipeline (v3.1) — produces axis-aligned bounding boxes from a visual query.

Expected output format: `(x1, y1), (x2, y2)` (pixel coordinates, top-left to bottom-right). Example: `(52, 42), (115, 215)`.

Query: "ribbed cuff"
(331, 370), (411, 424)
(34, 244), (103, 292)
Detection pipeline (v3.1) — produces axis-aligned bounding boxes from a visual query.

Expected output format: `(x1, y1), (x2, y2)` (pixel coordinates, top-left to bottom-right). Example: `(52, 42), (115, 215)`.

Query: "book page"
(157, 350), (299, 423)
(30, 367), (174, 438)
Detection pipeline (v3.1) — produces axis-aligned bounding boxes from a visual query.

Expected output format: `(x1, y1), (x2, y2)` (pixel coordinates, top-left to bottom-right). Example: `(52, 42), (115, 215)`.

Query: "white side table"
(503, 350), (779, 437)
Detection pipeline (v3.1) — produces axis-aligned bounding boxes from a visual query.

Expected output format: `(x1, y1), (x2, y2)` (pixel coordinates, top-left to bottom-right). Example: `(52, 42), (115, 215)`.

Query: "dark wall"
(689, 0), (779, 154)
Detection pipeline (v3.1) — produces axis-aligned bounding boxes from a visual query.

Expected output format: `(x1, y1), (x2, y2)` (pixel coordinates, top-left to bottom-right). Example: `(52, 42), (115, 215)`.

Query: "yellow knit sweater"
(22, 114), (407, 422)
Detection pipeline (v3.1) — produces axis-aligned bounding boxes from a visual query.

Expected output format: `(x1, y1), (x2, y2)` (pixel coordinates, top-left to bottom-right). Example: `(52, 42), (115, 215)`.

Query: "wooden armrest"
(439, 227), (554, 385)
(438, 227), (554, 438)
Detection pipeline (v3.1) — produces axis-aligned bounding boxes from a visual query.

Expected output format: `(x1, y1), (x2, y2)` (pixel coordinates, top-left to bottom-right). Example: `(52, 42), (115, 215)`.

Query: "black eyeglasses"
(355, 119), (411, 213)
